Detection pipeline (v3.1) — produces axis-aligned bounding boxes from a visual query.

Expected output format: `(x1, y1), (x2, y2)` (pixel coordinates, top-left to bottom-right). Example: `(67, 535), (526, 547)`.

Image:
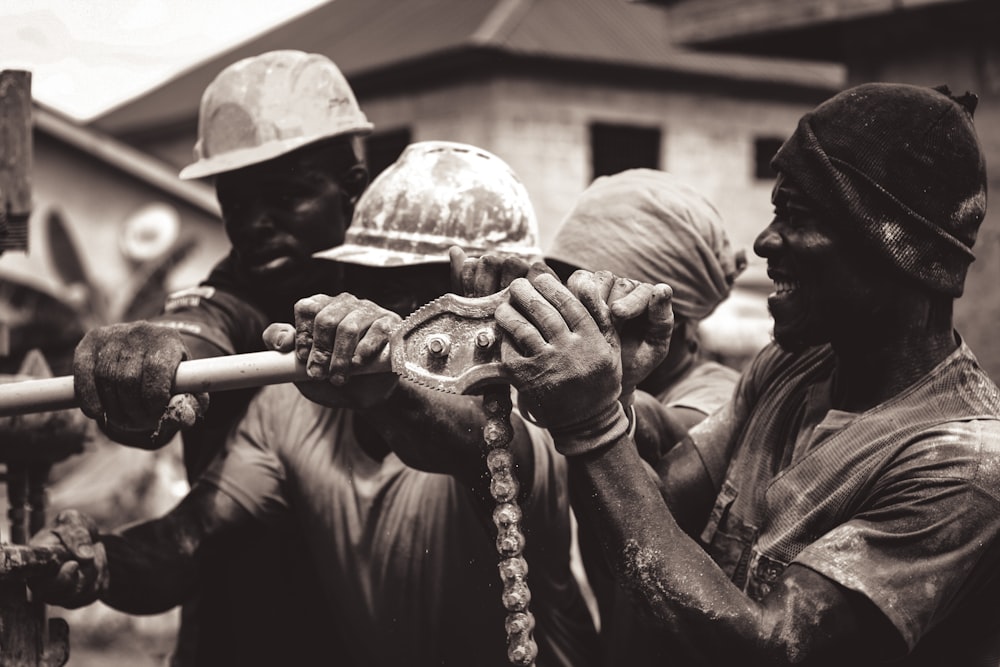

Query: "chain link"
(483, 388), (537, 666)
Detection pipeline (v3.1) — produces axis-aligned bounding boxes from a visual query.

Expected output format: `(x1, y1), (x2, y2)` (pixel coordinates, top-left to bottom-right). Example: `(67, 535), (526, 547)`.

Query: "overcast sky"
(0, 0), (328, 121)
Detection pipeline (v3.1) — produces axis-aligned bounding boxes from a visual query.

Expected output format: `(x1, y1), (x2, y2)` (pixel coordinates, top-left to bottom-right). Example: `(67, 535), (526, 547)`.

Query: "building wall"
(3, 133), (229, 320)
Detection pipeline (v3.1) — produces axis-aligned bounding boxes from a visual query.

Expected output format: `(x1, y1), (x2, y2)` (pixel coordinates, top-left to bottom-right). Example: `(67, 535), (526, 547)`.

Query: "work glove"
(74, 322), (209, 449)
(27, 510), (108, 609)
(497, 272), (672, 456)
(263, 293), (400, 409)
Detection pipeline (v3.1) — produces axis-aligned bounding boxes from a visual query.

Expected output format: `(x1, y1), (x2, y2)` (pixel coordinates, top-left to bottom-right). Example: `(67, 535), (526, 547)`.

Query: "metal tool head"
(390, 289), (511, 395)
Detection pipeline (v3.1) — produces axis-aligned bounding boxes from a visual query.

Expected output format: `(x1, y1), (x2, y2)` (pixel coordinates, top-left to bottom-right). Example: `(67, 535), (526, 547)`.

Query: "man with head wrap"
(545, 169), (745, 665)
(493, 83), (1000, 665)
(546, 168), (745, 441)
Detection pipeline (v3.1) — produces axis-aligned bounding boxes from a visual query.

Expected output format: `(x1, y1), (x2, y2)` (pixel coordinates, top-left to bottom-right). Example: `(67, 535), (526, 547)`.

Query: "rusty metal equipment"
(0, 350), (86, 667)
(0, 68), (76, 667)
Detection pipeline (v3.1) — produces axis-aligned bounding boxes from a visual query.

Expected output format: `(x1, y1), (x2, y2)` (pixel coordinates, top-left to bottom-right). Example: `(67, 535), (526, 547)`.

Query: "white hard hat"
(316, 141), (542, 267)
(179, 50), (372, 180)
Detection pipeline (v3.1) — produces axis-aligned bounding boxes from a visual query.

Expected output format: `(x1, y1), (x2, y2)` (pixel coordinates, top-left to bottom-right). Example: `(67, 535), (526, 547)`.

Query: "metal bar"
(0, 544), (69, 580)
(0, 348), (394, 418)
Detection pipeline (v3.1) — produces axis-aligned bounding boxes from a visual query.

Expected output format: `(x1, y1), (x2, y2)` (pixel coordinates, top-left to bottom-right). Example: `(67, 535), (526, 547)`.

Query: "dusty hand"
(27, 510), (108, 609)
(74, 323), (208, 448)
(569, 270), (674, 402)
(263, 293), (400, 408)
(448, 245), (556, 297)
(497, 273), (628, 455)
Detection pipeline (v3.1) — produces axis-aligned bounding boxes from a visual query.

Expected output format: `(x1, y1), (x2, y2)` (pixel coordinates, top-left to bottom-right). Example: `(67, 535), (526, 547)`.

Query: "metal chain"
(483, 387), (537, 666)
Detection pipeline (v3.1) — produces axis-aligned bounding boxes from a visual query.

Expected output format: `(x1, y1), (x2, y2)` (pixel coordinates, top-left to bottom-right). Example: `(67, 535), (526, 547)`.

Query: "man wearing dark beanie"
(494, 82), (1000, 665)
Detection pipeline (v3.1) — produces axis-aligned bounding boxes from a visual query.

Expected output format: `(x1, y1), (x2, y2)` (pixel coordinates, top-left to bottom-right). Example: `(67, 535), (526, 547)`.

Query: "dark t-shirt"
(200, 386), (599, 667)
(153, 252), (345, 666)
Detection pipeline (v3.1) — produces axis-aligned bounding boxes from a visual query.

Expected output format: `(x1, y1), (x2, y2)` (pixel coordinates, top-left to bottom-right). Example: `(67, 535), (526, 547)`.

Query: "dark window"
(754, 136), (785, 180)
(590, 122), (661, 180)
(365, 128), (412, 178)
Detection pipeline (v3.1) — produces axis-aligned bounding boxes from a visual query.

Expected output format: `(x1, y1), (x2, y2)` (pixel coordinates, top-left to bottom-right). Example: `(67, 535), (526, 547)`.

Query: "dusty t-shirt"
(692, 339), (1000, 664)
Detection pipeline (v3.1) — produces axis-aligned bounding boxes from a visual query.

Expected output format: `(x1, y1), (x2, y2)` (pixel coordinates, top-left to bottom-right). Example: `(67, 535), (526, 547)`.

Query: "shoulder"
(893, 419), (1000, 501)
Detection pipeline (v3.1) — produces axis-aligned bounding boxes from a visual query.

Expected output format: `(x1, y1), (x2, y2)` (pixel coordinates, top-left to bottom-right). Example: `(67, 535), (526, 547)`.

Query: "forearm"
(97, 484), (250, 615)
(98, 516), (201, 614)
(567, 428), (765, 663)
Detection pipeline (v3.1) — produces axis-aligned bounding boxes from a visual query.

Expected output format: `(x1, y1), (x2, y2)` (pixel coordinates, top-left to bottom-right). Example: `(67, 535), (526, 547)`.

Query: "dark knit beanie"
(771, 82), (987, 297)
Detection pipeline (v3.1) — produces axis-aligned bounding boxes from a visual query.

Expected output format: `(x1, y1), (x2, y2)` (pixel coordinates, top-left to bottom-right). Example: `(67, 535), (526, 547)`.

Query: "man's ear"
(341, 164), (370, 203)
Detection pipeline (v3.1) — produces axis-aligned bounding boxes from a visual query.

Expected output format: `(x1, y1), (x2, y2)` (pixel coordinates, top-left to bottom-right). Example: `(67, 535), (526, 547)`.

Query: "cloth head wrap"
(546, 169), (745, 321)
(771, 82), (987, 297)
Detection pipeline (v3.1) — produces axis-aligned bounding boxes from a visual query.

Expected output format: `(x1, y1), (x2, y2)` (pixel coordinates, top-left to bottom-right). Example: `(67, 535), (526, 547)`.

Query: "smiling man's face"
(753, 174), (894, 353)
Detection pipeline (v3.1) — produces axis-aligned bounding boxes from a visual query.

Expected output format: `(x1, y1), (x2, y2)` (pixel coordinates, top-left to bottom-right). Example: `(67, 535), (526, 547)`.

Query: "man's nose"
(753, 224), (781, 259)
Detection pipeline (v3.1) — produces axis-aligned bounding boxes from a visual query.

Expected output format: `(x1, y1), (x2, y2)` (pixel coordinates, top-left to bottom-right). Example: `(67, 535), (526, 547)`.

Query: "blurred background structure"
(0, 0), (997, 664)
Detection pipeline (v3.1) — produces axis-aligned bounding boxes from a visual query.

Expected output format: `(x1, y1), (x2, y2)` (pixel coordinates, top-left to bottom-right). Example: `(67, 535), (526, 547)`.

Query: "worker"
(31, 142), (600, 667)
(495, 83), (1000, 665)
(545, 168), (746, 455)
(544, 168), (746, 664)
(70, 50), (372, 665)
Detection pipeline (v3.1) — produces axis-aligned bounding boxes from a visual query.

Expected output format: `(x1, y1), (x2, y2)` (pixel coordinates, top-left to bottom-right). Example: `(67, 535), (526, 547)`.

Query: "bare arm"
(30, 483), (257, 615)
(570, 429), (896, 664)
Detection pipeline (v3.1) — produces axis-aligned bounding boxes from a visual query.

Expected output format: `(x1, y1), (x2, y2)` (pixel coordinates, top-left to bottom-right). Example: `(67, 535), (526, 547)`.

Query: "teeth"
(775, 280), (797, 294)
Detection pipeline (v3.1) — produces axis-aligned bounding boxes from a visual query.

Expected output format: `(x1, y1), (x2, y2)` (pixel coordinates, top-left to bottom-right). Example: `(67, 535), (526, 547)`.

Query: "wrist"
(618, 391), (636, 439)
(548, 401), (630, 457)
(101, 421), (169, 451)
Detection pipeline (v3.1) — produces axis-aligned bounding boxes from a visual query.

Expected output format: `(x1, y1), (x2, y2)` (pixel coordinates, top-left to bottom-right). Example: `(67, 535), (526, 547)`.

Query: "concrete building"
(653, 0), (1000, 378)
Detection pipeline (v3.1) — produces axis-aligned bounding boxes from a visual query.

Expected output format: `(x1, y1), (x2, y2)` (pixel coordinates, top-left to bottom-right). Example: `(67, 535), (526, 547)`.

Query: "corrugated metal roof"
(93, 0), (843, 135)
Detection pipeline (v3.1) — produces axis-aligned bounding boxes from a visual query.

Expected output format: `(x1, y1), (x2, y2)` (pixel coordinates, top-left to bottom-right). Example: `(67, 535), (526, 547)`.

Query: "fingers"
(525, 261), (559, 283)
(294, 294), (396, 384)
(453, 251), (533, 297)
(637, 283), (675, 346)
(51, 510), (98, 560)
(496, 301), (548, 357)
(262, 323), (296, 352)
(470, 255), (504, 297)
(608, 277), (644, 314)
(353, 313), (399, 367)
(448, 246), (468, 293)
(500, 256), (532, 292)
(293, 294), (338, 363)
(609, 281), (671, 320)
(29, 510), (106, 608)
(567, 270), (615, 336)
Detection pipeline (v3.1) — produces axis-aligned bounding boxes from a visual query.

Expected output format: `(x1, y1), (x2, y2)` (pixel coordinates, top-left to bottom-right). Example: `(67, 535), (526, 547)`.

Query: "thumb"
(263, 323), (297, 352)
(156, 392), (208, 436)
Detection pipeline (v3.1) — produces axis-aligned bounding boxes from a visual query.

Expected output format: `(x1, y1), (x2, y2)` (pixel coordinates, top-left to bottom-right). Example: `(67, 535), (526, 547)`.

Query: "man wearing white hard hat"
(33, 143), (600, 667)
(69, 50), (372, 665)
